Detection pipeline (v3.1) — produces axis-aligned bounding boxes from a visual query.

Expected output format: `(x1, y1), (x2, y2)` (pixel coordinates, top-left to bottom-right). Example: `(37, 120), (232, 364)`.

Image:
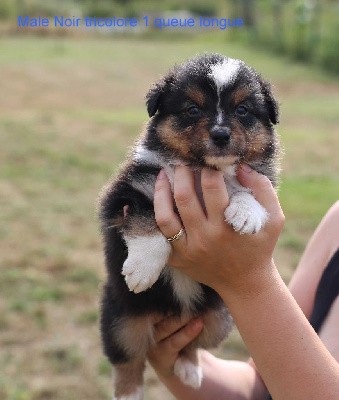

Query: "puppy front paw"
(122, 234), (171, 294)
(224, 192), (268, 234)
(122, 257), (163, 294)
(174, 357), (203, 389)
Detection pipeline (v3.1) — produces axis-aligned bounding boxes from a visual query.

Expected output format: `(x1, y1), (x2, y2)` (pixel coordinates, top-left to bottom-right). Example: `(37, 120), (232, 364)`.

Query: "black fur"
(98, 53), (280, 398)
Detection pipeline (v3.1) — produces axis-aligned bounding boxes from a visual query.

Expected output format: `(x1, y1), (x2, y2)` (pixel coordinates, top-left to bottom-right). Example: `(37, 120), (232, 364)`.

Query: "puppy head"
(145, 54), (279, 171)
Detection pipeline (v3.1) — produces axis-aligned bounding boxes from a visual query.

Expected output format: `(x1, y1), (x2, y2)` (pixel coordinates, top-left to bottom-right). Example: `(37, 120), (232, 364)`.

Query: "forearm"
(218, 262), (339, 400)
(157, 351), (266, 400)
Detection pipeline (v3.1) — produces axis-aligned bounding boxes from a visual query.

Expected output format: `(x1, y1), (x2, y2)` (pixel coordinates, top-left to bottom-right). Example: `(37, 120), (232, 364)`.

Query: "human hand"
(148, 316), (203, 379)
(154, 165), (285, 297)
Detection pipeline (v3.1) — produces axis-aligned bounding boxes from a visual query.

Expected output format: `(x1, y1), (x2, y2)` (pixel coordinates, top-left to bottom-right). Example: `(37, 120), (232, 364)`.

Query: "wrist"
(214, 259), (279, 304)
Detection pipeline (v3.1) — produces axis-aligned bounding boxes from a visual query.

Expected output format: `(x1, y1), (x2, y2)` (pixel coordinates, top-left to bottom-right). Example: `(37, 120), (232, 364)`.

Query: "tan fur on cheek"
(158, 117), (192, 159)
(158, 116), (209, 162)
(243, 125), (273, 162)
(195, 117), (210, 143)
(229, 119), (273, 161)
(229, 120), (248, 156)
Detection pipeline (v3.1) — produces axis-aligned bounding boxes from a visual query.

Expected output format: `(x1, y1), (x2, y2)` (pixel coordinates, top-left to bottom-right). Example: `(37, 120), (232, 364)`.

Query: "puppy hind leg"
(110, 315), (158, 400)
(174, 348), (203, 389)
(174, 306), (232, 389)
(113, 361), (145, 400)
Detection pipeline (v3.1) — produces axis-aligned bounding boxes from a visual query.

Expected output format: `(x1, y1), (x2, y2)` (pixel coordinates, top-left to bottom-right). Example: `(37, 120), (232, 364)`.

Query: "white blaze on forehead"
(209, 57), (242, 125)
(209, 58), (242, 92)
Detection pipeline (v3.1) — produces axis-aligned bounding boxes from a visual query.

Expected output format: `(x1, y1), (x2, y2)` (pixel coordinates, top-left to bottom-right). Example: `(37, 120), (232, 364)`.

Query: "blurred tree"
(294, 0), (308, 60)
(294, 0), (321, 61)
(307, 0), (322, 59)
(230, 0), (256, 41)
(241, 0), (256, 29)
(272, 0), (284, 51)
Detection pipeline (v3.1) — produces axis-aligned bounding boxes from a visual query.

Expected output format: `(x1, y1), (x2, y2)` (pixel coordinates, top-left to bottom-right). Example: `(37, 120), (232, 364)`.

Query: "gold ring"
(166, 227), (185, 242)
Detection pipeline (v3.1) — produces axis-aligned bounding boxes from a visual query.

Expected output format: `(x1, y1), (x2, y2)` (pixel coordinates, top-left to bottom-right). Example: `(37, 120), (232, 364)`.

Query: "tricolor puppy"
(99, 53), (280, 400)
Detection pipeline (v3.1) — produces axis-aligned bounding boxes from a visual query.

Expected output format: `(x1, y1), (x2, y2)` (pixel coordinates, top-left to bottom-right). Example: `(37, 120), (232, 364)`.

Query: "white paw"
(122, 235), (171, 293)
(174, 357), (203, 389)
(224, 192), (268, 234)
(122, 257), (163, 293)
(113, 386), (143, 400)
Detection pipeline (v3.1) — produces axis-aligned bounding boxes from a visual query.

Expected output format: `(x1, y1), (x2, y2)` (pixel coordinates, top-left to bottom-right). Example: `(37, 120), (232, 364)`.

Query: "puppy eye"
(186, 105), (201, 117)
(236, 105), (248, 117)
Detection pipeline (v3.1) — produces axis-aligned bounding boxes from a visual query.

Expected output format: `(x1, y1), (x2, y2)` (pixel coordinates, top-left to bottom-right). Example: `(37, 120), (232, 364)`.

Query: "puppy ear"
(146, 82), (163, 117)
(260, 79), (279, 125)
(145, 74), (173, 117)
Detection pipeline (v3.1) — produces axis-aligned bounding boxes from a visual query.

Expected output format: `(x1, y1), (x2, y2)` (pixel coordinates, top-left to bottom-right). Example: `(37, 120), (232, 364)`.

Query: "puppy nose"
(210, 126), (231, 146)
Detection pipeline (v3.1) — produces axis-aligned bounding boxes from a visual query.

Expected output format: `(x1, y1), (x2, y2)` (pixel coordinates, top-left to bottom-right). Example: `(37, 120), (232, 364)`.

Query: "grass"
(0, 35), (338, 399)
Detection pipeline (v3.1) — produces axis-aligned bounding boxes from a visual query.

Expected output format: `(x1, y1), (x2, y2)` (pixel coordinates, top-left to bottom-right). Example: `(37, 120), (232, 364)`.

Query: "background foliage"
(1, 0), (338, 74)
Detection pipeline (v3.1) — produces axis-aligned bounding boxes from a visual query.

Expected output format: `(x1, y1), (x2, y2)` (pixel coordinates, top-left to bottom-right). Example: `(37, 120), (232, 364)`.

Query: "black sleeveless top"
(309, 248), (339, 333)
(266, 248), (339, 400)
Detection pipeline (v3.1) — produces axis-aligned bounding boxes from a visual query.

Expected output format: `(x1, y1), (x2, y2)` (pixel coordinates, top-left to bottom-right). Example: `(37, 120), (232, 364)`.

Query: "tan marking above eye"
(233, 88), (251, 106)
(186, 87), (205, 108)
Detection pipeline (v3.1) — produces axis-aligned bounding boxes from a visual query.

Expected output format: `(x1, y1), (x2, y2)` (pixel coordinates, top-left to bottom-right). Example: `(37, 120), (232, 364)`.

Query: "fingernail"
(157, 170), (166, 180)
(240, 164), (253, 173)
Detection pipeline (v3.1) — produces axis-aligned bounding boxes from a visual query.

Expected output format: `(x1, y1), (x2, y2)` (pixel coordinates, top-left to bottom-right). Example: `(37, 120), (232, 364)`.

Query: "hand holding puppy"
(154, 164), (285, 298)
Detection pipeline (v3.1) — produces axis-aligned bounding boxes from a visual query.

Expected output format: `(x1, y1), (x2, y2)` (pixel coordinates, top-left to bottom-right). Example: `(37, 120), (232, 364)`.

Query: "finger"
(237, 165), (280, 215)
(154, 170), (183, 241)
(163, 318), (203, 354)
(237, 164), (285, 231)
(201, 168), (230, 226)
(154, 315), (192, 343)
(173, 166), (206, 232)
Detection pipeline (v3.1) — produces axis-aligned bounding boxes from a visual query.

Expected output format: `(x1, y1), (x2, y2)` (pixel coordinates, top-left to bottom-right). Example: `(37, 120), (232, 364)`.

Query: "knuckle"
(155, 214), (173, 229)
(168, 329), (191, 351)
(154, 178), (168, 195)
(257, 174), (273, 191)
(174, 188), (192, 206)
(190, 239), (208, 258)
(168, 334), (182, 351)
(269, 209), (285, 233)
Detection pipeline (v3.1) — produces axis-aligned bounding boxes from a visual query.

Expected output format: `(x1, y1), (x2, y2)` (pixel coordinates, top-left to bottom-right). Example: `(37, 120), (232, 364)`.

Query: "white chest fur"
(163, 267), (204, 313)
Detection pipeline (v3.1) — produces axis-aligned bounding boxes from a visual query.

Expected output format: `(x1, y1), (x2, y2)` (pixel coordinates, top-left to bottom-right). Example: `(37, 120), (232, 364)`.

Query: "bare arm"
(219, 262), (339, 400)
(288, 201), (339, 318)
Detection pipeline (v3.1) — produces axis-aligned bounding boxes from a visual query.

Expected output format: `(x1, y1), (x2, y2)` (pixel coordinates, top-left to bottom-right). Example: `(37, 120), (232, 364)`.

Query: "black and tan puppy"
(99, 53), (280, 400)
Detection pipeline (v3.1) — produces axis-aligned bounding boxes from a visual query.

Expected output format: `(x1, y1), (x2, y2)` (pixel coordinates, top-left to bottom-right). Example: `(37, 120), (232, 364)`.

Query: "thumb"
(237, 164), (284, 225)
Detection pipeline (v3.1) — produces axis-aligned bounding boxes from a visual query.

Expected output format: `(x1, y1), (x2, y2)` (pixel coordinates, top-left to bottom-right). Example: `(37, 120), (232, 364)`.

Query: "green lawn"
(0, 35), (338, 400)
